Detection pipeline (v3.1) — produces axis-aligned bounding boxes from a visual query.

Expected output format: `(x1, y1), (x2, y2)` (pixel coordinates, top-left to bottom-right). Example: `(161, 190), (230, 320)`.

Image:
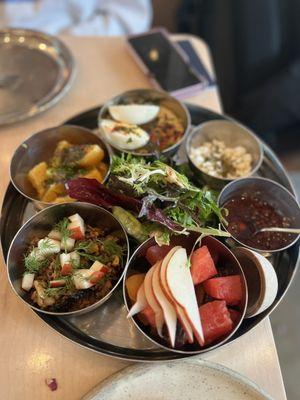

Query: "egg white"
(100, 119), (149, 150)
(109, 104), (159, 125)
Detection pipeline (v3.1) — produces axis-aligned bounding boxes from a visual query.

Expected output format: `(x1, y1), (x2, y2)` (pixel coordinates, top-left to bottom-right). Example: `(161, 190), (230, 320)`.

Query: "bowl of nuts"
(185, 120), (263, 189)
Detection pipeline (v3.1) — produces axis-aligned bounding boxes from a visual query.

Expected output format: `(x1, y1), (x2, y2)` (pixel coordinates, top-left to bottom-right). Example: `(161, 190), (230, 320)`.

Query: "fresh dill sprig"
(38, 238), (58, 253)
(102, 238), (125, 258)
(54, 217), (71, 242)
(24, 250), (46, 274)
(75, 238), (124, 265)
(48, 165), (86, 180)
(75, 240), (95, 253)
(53, 254), (61, 275)
(44, 276), (75, 297)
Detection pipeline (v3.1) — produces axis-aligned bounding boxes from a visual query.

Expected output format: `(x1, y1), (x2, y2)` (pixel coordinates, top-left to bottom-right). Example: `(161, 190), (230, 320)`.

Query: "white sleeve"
(0, 0), (152, 36)
(66, 0), (153, 36)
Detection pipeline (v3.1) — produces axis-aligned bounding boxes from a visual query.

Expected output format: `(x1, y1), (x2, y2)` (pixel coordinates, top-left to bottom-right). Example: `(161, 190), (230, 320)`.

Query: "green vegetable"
(44, 276), (75, 297)
(112, 206), (148, 242)
(54, 217), (71, 242)
(75, 240), (96, 254)
(102, 238), (124, 258)
(24, 249), (46, 274)
(111, 154), (227, 237)
(75, 237), (125, 264)
(152, 229), (171, 246)
(112, 154), (196, 196)
(47, 165), (86, 181)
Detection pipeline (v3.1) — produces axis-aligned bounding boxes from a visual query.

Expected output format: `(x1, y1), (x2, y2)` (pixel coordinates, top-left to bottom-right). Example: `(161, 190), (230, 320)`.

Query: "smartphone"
(176, 40), (214, 86)
(127, 28), (207, 97)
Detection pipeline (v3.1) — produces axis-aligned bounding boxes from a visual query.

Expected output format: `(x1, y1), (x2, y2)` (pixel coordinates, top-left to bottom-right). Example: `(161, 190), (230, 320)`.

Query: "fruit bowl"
(123, 233), (248, 354)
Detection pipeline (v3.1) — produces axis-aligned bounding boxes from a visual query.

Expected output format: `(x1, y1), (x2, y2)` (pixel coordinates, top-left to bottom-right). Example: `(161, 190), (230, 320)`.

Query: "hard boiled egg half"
(99, 119), (150, 150)
(108, 104), (159, 125)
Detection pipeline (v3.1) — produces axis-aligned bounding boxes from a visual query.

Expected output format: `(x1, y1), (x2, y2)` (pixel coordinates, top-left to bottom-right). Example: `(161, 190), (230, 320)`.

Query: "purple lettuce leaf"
(66, 178), (141, 212)
(67, 177), (182, 232)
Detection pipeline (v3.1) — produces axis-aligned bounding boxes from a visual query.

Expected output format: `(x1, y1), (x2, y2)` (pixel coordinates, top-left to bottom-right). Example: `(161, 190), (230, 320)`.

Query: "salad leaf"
(67, 178), (141, 212)
(67, 155), (228, 242)
(112, 154), (226, 228)
(111, 154), (197, 195)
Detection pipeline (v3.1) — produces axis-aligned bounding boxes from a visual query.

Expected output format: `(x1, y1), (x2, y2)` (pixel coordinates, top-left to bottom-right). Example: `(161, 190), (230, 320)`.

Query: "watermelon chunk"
(146, 245), (173, 265)
(199, 300), (233, 345)
(203, 275), (243, 305)
(229, 309), (241, 326)
(190, 246), (217, 285)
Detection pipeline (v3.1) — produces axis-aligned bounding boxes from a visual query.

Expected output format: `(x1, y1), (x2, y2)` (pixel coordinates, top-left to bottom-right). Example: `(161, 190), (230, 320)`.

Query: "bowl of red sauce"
(218, 177), (300, 253)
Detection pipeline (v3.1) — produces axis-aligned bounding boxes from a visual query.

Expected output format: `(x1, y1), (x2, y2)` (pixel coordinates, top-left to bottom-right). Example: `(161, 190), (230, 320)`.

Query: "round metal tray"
(1, 104), (299, 361)
(0, 28), (75, 125)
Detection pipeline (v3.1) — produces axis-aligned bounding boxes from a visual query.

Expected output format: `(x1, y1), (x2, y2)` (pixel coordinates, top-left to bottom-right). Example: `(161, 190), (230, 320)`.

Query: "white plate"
(82, 360), (272, 400)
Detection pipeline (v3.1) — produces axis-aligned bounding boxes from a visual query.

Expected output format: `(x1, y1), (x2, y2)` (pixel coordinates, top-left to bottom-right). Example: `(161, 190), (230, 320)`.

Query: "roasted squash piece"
(77, 145), (104, 168)
(98, 161), (108, 177)
(41, 183), (65, 202)
(27, 161), (47, 197)
(82, 168), (103, 183)
(51, 140), (71, 166)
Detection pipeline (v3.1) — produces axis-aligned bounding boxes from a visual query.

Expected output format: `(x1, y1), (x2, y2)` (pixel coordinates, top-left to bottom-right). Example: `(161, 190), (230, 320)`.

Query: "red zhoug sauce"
(224, 192), (295, 250)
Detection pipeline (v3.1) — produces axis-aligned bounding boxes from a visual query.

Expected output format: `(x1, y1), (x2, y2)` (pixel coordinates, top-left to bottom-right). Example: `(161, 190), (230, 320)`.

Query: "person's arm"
(67, 0), (153, 36)
(0, 0), (152, 36)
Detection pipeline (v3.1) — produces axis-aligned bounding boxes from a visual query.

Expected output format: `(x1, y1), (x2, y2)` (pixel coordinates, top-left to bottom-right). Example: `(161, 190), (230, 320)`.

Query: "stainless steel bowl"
(10, 124), (113, 208)
(218, 177), (300, 253)
(98, 88), (191, 157)
(123, 233), (247, 354)
(7, 202), (129, 316)
(186, 120), (263, 189)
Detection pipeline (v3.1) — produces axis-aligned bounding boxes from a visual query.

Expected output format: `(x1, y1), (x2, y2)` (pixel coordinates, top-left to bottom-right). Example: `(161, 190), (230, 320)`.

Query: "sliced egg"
(109, 104), (159, 125)
(100, 119), (149, 150)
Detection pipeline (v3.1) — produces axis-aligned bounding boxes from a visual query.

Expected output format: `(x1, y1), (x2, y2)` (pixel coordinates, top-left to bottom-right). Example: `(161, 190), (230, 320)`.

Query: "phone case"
(126, 27), (208, 99)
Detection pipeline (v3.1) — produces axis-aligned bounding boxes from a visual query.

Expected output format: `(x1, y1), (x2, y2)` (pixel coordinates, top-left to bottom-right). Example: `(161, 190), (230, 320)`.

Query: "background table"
(0, 35), (286, 400)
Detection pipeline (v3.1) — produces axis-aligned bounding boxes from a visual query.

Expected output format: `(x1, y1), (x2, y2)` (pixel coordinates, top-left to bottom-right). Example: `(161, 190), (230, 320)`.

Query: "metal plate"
(82, 360), (272, 400)
(1, 104), (299, 361)
(0, 28), (75, 125)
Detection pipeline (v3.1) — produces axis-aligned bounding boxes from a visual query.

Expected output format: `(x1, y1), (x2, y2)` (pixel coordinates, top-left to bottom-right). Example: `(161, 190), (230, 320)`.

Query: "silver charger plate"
(0, 28), (75, 125)
(82, 359), (272, 400)
(1, 104), (299, 361)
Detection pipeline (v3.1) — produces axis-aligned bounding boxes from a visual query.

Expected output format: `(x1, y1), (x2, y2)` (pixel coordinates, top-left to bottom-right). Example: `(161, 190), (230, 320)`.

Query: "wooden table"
(0, 35), (286, 400)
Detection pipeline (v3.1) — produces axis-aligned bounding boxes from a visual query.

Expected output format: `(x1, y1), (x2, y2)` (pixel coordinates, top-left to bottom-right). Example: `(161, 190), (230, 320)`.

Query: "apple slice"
(143, 263), (164, 337)
(68, 213), (85, 240)
(48, 229), (61, 241)
(49, 279), (66, 288)
(73, 269), (94, 289)
(127, 282), (148, 318)
(89, 260), (106, 273)
(152, 261), (177, 348)
(89, 262), (110, 284)
(166, 247), (204, 346)
(160, 247), (194, 344)
(21, 273), (35, 291)
(61, 237), (75, 251)
(38, 238), (61, 255)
